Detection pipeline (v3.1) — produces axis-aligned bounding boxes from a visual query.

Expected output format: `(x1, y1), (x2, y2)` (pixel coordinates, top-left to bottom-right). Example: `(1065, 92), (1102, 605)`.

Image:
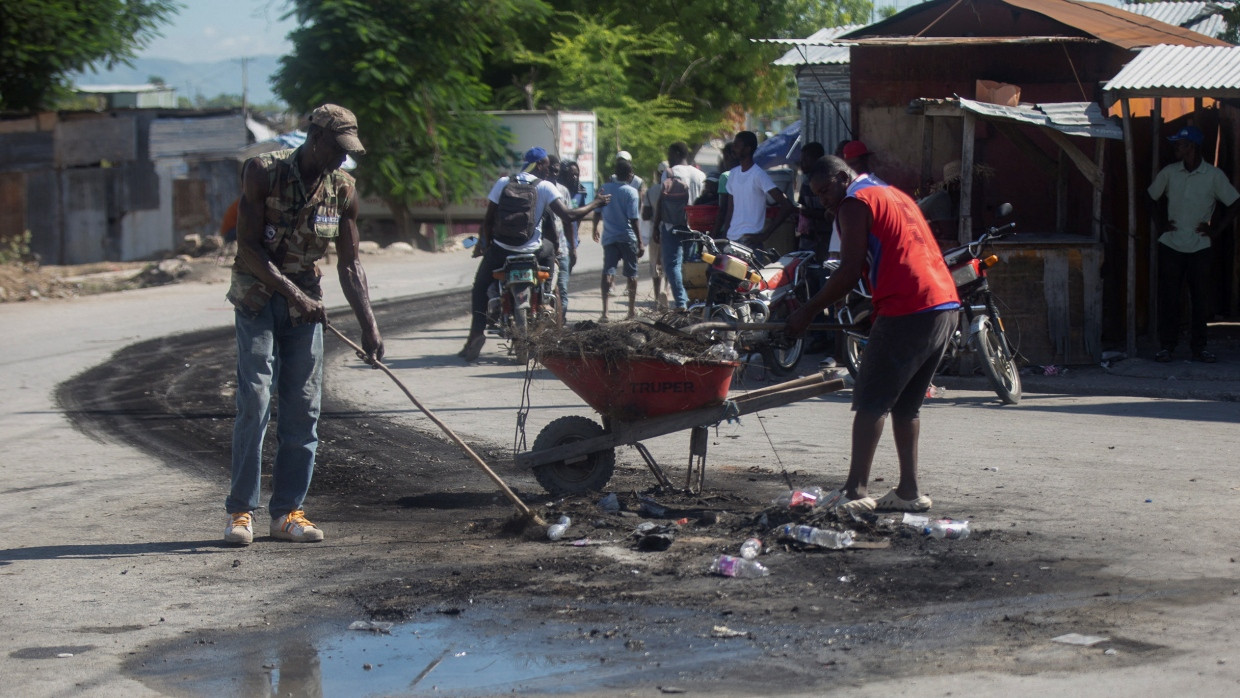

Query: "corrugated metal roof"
(1103, 44), (1240, 97)
(1120, 2), (1234, 39)
(845, 0), (1228, 50)
(763, 25), (862, 66)
(957, 97), (1124, 139)
(149, 114), (247, 158)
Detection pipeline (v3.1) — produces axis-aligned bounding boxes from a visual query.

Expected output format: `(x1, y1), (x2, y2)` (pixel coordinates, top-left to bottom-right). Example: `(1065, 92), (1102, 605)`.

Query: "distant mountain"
(70, 55), (285, 107)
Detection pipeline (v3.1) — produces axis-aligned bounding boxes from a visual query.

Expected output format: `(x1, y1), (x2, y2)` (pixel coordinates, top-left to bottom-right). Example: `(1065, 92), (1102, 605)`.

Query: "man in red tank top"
(787, 155), (959, 515)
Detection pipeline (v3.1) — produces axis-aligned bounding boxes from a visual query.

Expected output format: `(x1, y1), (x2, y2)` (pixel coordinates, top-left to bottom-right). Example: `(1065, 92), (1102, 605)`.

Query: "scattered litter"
(925, 384), (944, 398)
(777, 523), (854, 549)
(925, 519), (970, 540)
(1052, 633), (1109, 646)
(659, 686), (687, 694)
(56, 653), (74, 659)
(597, 493), (620, 512)
(570, 538), (598, 546)
(709, 555), (769, 578)
(675, 517), (689, 526)
(547, 515), (572, 541)
(772, 486), (824, 509)
(710, 625), (751, 639)
(1042, 365), (1067, 376)
(739, 537), (763, 559)
(901, 513), (930, 529)
(983, 466), (999, 472)
(633, 522), (676, 551)
(838, 575), (853, 583)
(1104, 648), (1118, 656)
(348, 621), (394, 634)
(638, 496), (667, 517)
(1145, 499), (1153, 503)
(454, 651), (467, 658)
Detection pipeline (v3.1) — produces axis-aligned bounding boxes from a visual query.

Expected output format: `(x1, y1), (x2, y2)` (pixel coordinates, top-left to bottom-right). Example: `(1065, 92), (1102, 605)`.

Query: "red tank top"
(851, 183), (958, 317)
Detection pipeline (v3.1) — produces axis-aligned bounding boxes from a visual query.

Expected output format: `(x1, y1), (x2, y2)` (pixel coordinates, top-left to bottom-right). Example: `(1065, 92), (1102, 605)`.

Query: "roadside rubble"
(532, 485), (978, 579)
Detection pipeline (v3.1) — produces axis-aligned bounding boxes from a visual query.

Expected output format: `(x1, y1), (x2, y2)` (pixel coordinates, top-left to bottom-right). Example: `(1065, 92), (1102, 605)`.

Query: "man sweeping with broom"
(223, 104), (384, 546)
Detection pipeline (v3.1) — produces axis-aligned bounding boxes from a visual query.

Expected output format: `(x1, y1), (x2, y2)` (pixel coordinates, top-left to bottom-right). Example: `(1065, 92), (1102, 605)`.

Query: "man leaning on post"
(224, 104), (384, 546)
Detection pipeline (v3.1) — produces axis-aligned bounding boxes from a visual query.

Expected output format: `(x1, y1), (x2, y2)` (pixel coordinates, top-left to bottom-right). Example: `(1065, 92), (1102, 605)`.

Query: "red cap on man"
(842, 140), (871, 162)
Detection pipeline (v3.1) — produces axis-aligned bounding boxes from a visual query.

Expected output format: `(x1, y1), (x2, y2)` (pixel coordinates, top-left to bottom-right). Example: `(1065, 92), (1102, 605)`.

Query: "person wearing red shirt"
(786, 155), (959, 515)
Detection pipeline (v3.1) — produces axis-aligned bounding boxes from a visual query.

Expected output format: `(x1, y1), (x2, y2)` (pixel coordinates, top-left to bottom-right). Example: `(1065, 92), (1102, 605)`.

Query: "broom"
(325, 323), (548, 528)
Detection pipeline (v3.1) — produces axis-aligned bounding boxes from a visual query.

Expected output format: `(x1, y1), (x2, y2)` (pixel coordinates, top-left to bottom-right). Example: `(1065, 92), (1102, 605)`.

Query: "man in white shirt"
(718, 130), (795, 248)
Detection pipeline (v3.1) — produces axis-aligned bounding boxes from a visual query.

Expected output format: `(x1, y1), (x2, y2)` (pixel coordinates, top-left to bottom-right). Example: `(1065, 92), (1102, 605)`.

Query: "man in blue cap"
(459, 146), (608, 361)
(1147, 125), (1240, 363)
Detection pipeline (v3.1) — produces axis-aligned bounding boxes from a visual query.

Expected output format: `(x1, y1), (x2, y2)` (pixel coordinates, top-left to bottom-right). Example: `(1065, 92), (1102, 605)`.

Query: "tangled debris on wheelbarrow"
(525, 314), (728, 368)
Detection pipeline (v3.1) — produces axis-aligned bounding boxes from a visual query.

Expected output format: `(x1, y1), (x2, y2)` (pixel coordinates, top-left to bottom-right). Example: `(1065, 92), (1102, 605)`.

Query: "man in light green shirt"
(1147, 125), (1240, 363)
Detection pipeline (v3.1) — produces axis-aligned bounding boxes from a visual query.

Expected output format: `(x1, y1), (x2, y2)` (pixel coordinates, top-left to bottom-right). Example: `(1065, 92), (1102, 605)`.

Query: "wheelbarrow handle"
(681, 321), (855, 334)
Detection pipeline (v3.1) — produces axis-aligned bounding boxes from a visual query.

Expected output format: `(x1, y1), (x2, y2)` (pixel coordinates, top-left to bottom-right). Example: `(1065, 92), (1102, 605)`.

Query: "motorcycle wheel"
(975, 317), (1022, 405)
(531, 416), (616, 495)
(762, 304), (803, 375)
(841, 332), (866, 379)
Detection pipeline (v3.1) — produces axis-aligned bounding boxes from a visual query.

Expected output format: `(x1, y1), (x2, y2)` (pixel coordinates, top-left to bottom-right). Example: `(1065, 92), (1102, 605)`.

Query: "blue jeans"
(557, 249), (572, 318)
(227, 293), (323, 519)
(659, 225), (690, 309)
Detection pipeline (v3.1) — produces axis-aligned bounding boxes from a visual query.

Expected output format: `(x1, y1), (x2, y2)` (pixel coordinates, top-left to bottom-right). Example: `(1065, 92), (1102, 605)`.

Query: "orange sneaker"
(270, 510), (324, 542)
(224, 511), (253, 545)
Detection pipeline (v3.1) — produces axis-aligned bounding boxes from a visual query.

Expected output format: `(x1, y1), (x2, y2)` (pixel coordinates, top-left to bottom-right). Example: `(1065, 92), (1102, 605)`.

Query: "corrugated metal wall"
(797, 65), (853, 154)
(0, 111), (246, 263)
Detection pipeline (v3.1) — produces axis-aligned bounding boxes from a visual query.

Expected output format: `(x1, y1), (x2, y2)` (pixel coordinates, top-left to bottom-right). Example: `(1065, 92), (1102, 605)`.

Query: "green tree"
(0, 1), (181, 111)
(275, 0), (549, 249)
(487, 1), (871, 171)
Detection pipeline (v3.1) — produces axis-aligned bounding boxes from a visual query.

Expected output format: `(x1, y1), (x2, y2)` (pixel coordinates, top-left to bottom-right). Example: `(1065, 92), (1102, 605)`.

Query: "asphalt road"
(4, 242), (1240, 696)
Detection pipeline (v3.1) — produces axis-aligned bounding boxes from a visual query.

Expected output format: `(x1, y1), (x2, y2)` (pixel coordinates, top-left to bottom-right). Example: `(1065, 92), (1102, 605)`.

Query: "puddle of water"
(133, 604), (759, 696)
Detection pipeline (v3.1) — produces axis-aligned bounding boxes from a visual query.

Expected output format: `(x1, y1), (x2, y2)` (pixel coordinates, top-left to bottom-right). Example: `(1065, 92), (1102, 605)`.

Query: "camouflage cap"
(309, 104), (365, 155)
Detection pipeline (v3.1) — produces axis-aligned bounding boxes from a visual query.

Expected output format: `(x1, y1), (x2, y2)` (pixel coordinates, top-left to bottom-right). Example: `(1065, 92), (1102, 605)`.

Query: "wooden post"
(1122, 99), (1137, 358)
(1092, 139), (1105, 243)
(959, 112), (975, 244)
(1149, 99), (1162, 343)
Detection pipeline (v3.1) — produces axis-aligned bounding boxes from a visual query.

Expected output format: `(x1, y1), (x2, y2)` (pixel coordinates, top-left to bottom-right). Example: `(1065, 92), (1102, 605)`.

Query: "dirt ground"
(49, 284), (1225, 695)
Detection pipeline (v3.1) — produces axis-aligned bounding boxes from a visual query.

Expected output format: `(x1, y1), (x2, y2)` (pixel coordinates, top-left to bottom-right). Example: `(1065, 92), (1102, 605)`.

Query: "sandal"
(822, 489), (876, 515)
(875, 489), (933, 512)
(1193, 350), (1217, 363)
(1154, 349), (1172, 363)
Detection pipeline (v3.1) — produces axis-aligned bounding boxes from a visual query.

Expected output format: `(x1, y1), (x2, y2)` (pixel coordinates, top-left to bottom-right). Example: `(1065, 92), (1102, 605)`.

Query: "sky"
(139, 0), (296, 61)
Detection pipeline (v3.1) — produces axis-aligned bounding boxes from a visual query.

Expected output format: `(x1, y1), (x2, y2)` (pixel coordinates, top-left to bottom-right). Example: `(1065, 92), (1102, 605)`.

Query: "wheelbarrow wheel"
(532, 415), (615, 495)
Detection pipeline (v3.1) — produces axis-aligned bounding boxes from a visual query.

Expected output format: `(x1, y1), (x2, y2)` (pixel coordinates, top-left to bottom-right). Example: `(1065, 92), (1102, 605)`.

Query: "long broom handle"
(324, 323), (543, 524)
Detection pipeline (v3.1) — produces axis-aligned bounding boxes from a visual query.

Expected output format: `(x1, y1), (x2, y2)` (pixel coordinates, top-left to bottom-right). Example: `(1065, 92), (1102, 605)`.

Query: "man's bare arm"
(335, 186), (384, 362)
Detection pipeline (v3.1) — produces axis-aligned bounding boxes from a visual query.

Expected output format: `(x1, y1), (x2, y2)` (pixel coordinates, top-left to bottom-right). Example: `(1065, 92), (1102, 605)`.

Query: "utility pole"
(236, 57), (250, 115)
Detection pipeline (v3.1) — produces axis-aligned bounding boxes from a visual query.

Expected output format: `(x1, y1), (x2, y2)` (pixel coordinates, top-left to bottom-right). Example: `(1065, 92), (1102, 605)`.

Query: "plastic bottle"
(547, 515), (571, 541)
(739, 537), (763, 560)
(772, 486), (824, 509)
(925, 519), (970, 540)
(709, 555), (770, 578)
(925, 384), (944, 398)
(777, 523), (854, 549)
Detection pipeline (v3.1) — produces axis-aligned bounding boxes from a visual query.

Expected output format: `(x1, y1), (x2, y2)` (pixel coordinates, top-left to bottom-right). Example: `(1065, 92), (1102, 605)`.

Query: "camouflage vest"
(226, 147), (355, 322)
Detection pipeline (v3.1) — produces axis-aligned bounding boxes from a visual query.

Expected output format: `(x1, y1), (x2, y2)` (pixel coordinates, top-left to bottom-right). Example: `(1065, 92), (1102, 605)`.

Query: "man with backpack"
(651, 142), (706, 311)
(459, 146), (607, 362)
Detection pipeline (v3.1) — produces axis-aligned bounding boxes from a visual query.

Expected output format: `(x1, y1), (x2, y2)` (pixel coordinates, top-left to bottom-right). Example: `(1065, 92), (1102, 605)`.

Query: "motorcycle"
(837, 203), (1022, 405)
(485, 253), (558, 364)
(681, 228), (812, 375)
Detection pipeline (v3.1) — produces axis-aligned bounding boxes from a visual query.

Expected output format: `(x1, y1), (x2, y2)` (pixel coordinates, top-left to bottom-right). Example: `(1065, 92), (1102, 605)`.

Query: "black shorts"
(852, 309), (956, 419)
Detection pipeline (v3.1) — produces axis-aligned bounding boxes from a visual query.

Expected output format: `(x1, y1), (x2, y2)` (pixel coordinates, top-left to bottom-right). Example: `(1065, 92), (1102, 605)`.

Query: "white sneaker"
(270, 510), (324, 542)
(224, 512), (253, 545)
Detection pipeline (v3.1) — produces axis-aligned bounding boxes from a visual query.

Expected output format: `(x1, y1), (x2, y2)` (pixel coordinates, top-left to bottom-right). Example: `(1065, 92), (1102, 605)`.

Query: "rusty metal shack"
(0, 109), (247, 265)
(839, 0), (1227, 365)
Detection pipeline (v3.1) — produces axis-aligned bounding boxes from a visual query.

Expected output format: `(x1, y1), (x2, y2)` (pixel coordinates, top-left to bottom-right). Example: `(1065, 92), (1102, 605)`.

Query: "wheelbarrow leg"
(686, 426), (709, 494)
(632, 442), (675, 491)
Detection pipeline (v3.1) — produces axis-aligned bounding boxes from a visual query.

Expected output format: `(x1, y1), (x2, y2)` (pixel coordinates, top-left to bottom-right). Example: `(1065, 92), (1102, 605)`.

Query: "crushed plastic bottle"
(597, 492), (620, 513)
(739, 537), (763, 560)
(777, 523), (854, 549)
(925, 384), (944, 398)
(925, 519), (970, 540)
(709, 555), (770, 578)
(772, 486), (824, 509)
(547, 515), (571, 541)
(707, 343), (740, 361)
